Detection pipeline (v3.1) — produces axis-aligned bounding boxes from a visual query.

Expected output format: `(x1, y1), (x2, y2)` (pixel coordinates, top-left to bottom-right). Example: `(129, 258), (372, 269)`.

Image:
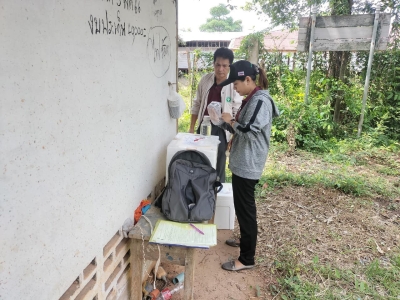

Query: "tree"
(199, 4), (243, 32)
(244, 0), (377, 30)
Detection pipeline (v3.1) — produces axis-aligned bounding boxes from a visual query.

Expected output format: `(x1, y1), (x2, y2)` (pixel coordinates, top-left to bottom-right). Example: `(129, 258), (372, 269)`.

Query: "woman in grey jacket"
(219, 60), (280, 271)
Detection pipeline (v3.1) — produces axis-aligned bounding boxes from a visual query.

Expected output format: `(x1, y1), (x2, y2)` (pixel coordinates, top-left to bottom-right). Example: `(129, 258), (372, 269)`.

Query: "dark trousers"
(232, 173), (259, 266)
(197, 123), (227, 183)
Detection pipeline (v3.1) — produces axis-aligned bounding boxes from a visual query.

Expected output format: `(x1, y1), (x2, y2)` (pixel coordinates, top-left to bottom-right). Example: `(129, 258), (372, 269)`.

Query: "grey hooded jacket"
(224, 89), (280, 180)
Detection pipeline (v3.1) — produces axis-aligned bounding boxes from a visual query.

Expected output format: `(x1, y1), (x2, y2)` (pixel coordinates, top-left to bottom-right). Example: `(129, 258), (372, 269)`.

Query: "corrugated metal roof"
(229, 30), (299, 52)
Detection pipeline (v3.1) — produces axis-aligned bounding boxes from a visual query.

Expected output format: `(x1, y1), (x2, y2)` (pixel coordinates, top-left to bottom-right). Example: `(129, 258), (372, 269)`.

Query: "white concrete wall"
(0, 1), (177, 299)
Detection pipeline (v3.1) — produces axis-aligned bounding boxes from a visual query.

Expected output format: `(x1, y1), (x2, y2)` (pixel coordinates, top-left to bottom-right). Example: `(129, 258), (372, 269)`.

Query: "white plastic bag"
(167, 84), (186, 119)
(207, 101), (224, 125)
(121, 218), (134, 238)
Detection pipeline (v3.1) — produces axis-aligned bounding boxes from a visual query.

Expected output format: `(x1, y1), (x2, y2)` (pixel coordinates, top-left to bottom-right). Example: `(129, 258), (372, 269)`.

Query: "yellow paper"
(149, 220), (217, 248)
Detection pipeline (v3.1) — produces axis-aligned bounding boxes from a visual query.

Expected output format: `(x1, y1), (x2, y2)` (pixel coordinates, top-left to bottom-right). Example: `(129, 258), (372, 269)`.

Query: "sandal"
(225, 238), (240, 247)
(221, 260), (254, 271)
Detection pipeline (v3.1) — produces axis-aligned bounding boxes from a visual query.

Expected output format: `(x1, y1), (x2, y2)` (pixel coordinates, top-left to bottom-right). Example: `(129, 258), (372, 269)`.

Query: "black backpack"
(160, 150), (222, 223)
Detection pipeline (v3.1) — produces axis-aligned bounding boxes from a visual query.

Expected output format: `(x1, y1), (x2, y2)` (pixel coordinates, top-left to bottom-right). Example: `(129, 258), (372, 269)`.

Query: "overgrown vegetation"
(266, 51), (400, 148)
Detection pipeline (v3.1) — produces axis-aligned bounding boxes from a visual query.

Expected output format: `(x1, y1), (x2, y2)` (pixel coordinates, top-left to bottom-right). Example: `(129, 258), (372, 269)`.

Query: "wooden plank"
(376, 38), (390, 50)
(297, 41), (308, 52)
(375, 24), (391, 50)
(298, 32), (307, 41)
(129, 206), (166, 240)
(130, 240), (144, 300)
(299, 28), (308, 35)
(312, 25), (390, 51)
(314, 26), (373, 40)
(297, 24), (310, 52)
(183, 248), (196, 300)
(299, 17), (310, 28)
(300, 13), (390, 29)
(315, 14), (390, 28)
(298, 35), (387, 52)
(314, 38), (372, 44)
(307, 39), (389, 52)
(313, 41), (371, 51)
(379, 24), (391, 38)
(316, 14), (374, 28)
(379, 13), (392, 25)
(297, 13), (391, 52)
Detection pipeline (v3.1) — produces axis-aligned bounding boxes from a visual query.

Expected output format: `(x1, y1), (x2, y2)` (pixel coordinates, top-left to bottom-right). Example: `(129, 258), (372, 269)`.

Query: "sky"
(178, 0), (269, 33)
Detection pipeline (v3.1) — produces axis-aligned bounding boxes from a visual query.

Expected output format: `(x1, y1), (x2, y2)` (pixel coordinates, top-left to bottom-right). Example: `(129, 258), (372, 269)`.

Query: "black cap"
(218, 60), (258, 87)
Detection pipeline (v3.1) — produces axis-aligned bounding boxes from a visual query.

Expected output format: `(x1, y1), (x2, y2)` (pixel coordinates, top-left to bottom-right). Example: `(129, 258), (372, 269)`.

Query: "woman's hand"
(222, 113), (233, 123)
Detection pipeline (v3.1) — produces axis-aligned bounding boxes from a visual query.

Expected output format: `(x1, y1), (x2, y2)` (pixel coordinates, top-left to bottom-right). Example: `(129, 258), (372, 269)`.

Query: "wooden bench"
(128, 206), (196, 300)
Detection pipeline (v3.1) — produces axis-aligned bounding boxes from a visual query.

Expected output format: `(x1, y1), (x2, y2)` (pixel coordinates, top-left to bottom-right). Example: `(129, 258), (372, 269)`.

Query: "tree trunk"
(248, 36), (259, 64)
(292, 53), (296, 70)
(333, 51), (350, 123)
(328, 0), (353, 123)
(186, 51), (191, 74)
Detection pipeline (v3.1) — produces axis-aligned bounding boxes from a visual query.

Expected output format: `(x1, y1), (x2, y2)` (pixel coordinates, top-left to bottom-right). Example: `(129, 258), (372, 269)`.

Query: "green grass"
(255, 141), (400, 200)
(378, 166), (400, 176)
(178, 107), (191, 133)
(270, 253), (400, 299)
(177, 82), (193, 133)
(320, 139), (400, 168)
(257, 162), (400, 199)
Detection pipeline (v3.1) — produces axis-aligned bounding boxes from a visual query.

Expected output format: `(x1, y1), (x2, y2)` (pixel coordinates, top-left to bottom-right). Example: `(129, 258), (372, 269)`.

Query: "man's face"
(213, 57), (230, 82)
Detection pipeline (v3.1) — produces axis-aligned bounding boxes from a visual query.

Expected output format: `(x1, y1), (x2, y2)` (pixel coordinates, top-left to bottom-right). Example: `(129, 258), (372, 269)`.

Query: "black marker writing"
(103, 0), (141, 13)
(88, 10), (146, 43)
(147, 26), (171, 77)
(88, 11), (126, 36)
(154, 9), (162, 18)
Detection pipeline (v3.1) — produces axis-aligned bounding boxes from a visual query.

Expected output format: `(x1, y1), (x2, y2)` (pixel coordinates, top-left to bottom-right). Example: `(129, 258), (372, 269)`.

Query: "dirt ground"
(160, 229), (269, 300)
(147, 151), (400, 300)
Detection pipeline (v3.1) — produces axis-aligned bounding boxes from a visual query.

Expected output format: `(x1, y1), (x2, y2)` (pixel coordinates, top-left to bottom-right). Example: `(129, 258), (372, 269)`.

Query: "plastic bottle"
(155, 283), (184, 300)
(172, 272), (184, 285)
(200, 116), (211, 136)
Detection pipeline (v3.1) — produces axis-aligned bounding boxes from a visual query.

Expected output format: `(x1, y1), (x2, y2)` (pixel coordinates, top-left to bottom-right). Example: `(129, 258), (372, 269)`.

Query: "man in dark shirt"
(189, 48), (242, 182)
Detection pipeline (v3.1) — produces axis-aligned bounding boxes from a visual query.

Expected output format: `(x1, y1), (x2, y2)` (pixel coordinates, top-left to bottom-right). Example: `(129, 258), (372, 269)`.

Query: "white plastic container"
(214, 183), (235, 230)
(166, 133), (220, 182)
(200, 116), (211, 136)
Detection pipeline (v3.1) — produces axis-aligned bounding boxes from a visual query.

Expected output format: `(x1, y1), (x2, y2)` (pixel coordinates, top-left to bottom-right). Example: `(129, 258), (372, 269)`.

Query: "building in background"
(178, 30), (300, 74)
(178, 31), (243, 73)
(230, 29), (299, 69)
(229, 29), (298, 52)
